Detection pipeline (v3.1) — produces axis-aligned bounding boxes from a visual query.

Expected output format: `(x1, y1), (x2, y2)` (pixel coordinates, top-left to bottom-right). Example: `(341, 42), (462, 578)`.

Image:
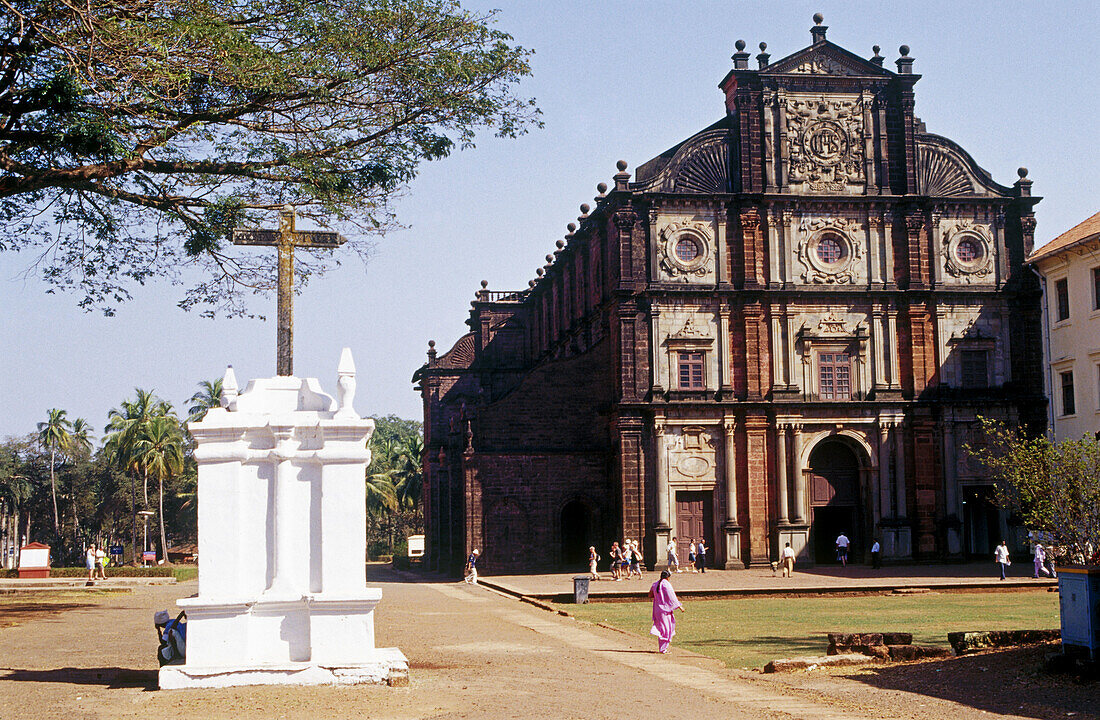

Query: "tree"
(132, 415), (185, 563)
(186, 379), (223, 425)
(1, 0), (538, 315)
(65, 417), (94, 538)
(104, 389), (173, 562)
(967, 418), (1100, 565)
(36, 408), (72, 534)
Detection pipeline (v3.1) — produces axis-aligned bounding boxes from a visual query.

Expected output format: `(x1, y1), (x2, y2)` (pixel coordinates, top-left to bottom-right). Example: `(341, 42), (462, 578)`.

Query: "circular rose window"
(675, 237), (701, 263)
(816, 235), (845, 264)
(955, 238), (983, 263)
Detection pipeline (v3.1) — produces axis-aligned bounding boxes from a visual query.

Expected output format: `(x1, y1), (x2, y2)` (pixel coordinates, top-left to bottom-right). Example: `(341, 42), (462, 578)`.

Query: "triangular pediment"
(764, 41), (891, 78)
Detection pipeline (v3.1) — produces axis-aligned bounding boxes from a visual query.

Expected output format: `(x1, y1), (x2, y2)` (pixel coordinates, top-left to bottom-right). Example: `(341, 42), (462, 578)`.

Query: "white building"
(1029, 211), (1100, 441)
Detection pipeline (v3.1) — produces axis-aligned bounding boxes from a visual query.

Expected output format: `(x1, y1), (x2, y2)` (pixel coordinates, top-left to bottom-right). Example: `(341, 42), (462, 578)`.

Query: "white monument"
(159, 350), (407, 689)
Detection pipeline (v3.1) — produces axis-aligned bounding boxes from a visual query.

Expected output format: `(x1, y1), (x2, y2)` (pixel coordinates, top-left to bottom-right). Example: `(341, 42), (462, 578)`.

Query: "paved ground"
(481, 561), (1058, 600)
(0, 565), (1089, 720)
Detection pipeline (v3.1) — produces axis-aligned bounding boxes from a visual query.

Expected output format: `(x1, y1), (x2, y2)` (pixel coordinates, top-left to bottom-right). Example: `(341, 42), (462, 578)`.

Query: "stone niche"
(159, 351), (407, 689)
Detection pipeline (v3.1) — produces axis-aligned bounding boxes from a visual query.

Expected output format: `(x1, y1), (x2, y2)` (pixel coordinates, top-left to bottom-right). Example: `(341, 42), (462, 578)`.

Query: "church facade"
(414, 18), (1045, 575)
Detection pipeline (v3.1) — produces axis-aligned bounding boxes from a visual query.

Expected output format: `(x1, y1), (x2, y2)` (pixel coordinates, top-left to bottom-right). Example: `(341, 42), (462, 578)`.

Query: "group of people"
(85, 543), (107, 581)
(993, 539), (1059, 580)
(604, 540), (646, 580)
(664, 537), (707, 573)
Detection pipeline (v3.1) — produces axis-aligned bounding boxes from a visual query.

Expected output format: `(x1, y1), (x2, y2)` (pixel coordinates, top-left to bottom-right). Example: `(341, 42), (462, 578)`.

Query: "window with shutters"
(818, 352), (851, 400)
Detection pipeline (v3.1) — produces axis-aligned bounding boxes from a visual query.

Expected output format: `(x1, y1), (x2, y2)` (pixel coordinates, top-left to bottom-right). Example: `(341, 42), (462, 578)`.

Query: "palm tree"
(187, 379), (223, 425)
(392, 435), (424, 511)
(66, 418), (94, 540)
(37, 408), (72, 535)
(104, 389), (173, 563)
(132, 415), (185, 563)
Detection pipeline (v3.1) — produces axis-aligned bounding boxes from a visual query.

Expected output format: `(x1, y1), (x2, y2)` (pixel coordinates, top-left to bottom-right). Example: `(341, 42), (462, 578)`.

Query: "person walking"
(464, 548), (480, 584)
(95, 545), (108, 580)
(609, 542), (622, 580)
(649, 570), (685, 654)
(835, 532), (850, 567)
(588, 546), (600, 580)
(994, 540), (1011, 580)
(666, 536), (679, 573)
(85, 544), (98, 581)
(1032, 542), (1049, 578)
(687, 538), (697, 573)
(870, 538), (881, 569)
(695, 539), (707, 573)
(781, 542), (796, 577)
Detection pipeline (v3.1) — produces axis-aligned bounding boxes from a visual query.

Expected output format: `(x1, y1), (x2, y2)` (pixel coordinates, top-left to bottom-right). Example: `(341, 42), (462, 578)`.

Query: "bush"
(1, 566), (176, 578)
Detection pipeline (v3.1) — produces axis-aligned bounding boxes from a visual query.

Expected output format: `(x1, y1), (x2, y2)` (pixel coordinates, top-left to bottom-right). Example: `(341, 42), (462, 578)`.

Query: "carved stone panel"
(785, 95), (866, 194)
(795, 217), (865, 284)
(656, 220), (715, 282)
(940, 219), (994, 285)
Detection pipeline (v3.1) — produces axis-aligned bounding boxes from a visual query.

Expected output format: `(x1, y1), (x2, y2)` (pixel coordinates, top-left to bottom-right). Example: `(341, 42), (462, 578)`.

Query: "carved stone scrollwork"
(658, 221), (713, 278)
(614, 211), (637, 232)
(796, 217), (864, 284)
(786, 96), (866, 193)
(940, 219), (994, 282)
(1020, 216), (1037, 235)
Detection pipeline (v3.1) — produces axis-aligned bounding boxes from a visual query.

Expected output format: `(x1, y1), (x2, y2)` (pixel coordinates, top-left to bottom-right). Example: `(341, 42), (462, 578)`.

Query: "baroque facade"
(414, 18), (1046, 575)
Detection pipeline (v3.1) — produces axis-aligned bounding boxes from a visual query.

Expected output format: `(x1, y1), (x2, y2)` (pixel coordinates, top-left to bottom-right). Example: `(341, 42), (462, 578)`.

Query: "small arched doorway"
(808, 440), (862, 564)
(560, 500), (591, 570)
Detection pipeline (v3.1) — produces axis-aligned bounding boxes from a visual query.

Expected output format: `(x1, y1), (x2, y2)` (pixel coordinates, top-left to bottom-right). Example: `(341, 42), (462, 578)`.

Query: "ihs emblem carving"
(786, 96), (865, 193)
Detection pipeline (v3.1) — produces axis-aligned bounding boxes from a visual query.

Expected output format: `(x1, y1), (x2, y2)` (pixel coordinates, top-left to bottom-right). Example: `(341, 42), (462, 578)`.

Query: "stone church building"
(414, 18), (1045, 575)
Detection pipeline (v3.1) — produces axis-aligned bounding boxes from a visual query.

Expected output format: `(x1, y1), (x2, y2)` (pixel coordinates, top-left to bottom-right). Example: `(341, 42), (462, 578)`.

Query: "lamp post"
(137, 510), (155, 566)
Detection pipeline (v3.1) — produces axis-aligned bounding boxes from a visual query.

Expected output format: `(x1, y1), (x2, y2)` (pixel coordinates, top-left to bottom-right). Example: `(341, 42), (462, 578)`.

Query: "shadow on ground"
(843, 644), (1098, 720)
(1, 667), (158, 691)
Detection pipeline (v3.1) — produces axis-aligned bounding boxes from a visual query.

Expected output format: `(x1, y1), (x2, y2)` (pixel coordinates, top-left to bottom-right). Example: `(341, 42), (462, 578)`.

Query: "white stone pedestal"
(159, 352), (407, 690)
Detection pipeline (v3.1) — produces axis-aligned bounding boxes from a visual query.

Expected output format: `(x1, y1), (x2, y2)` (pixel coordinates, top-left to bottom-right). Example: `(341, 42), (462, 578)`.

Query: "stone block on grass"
(763, 654), (875, 673)
(947, 630), (1061, 656)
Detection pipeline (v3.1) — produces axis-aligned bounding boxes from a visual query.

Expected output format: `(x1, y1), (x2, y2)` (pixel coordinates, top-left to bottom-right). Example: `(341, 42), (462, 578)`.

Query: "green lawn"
(561, 591), (1060, 669)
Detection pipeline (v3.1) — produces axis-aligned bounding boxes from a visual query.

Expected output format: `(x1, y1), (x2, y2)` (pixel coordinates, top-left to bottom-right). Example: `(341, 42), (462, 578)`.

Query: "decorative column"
(719, 308), (733, 396)
(886, 308), (901, 389)
(771, 314), (785, 392)
(895, 421), (907, 520)
(877, 422), (891, 520)
(883, 211), (896, 288)
(722, 419), (742, 568)
(767, 209), (781, 288)
(929, 209), (943, 288)
(872, 310), (886, 390)
(791, 424), (806, 523)
(654, 419), (671, 567)
(649, 306), (664, 397)
(942, 419), (962, 556)
(867, 212), (882, 285)
(775, 423), (789, 524)
(781, 209), (794, 286)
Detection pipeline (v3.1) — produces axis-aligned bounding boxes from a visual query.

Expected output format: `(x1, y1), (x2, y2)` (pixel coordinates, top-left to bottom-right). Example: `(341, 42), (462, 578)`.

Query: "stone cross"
(231, 205), (347, 376)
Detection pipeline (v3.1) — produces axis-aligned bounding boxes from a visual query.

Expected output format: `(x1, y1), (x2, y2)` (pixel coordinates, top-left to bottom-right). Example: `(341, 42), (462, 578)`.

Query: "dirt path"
(0, 568), (1089, 720)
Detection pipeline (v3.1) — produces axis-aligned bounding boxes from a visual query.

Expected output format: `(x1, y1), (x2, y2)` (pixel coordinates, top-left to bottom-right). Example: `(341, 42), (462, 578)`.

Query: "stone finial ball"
(567, 222), (577, 232)
(528, 280), (535, 288)
(899, 45), (910, 56)
(580, 203), (590, 214)
(735, 39), (746, 51)
(616, 160), (628, 171)
(556, 240), (565, 249)
(546, 254), (553, 262)
(759, 42), (767, 52)
(873, 44), (881, 54)
(1017, 167), (1029, 179)
(813, 12), (824, 24)
(428, 340), (436, 348)
(480, 279), (488, 288)
(536, 268), (544, 276)
(597, 182), (608, 193)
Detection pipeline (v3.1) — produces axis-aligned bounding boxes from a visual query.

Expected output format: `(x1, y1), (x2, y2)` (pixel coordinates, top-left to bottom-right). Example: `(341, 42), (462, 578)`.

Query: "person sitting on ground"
(781, 542), (796, 577)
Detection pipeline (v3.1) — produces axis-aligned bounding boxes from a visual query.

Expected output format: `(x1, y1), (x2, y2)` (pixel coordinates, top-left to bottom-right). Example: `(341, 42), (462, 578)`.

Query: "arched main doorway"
(560, 500), (592, 570)
(808, 440), (862, 564)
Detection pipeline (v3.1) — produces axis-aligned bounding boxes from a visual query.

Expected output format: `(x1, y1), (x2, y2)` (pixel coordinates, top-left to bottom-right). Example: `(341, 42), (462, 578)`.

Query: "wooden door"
(675, 490), (713, 566)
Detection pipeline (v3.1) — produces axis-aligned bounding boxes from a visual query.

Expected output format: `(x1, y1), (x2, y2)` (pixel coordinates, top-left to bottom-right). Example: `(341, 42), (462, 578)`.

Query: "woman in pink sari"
(649, 570), (685, 653)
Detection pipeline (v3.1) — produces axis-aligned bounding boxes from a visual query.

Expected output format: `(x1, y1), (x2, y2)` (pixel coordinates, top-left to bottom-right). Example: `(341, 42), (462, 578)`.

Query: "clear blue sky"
(2, 1), (1096, 440)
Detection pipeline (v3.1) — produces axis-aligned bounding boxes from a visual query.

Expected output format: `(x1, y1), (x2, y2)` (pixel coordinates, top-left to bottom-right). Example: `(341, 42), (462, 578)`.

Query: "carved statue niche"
(785, 96), (866, 193)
